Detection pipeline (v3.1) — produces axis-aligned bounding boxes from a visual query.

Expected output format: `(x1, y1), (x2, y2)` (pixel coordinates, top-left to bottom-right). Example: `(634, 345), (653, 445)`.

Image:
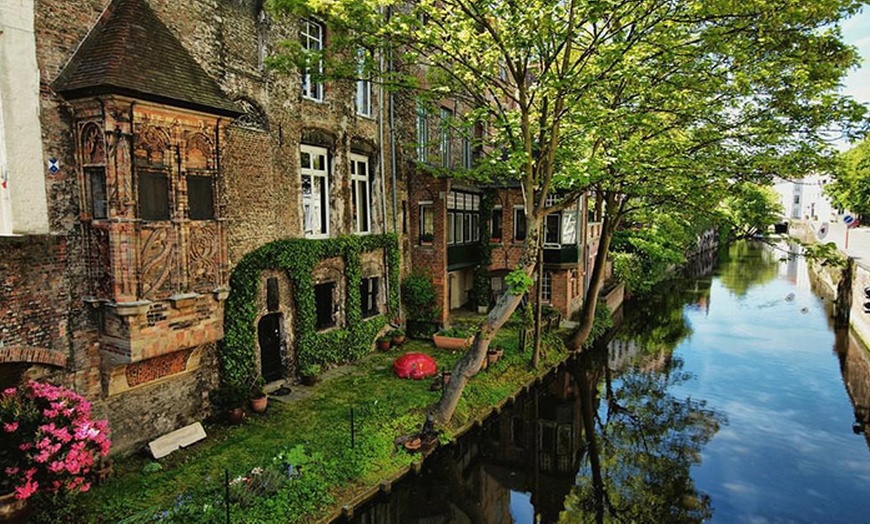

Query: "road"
(808, 220), (870, 263)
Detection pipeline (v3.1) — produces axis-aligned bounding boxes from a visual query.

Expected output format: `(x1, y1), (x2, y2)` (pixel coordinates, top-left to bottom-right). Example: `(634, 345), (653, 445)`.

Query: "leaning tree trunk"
(432, 219), (541, 425)
(570, 211), (617, 351)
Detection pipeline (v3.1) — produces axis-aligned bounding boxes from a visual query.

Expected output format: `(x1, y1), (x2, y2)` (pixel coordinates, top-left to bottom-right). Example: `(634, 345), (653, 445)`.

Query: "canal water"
(340, 242), (870, 523)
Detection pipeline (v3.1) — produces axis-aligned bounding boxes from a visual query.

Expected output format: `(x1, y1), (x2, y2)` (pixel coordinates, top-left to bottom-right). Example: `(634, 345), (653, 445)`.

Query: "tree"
(271, 0), (867, 425)
(826, 137), (870, 219)
(720, 182), (783, 238)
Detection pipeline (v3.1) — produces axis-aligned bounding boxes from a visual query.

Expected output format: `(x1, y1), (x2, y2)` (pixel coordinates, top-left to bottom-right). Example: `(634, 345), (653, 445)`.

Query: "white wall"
(0, 0), (49, 235)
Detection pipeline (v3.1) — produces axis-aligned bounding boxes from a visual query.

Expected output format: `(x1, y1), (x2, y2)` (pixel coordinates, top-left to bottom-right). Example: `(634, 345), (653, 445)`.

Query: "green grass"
(76, 328), (570, 523)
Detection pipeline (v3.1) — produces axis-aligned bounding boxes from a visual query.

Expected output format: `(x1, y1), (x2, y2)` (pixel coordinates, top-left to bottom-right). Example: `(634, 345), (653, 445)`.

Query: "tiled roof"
(53, 0), (240, 117)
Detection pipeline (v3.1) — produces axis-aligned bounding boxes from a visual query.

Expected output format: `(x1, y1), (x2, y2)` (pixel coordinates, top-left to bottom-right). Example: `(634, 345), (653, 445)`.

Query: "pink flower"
(14, 479), (38, 500)
(2, 421), (18, 432)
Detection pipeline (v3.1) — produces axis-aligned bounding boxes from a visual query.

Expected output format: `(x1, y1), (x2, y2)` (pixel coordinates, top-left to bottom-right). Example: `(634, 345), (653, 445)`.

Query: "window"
(419, 202), (434, 243)
(446, 191), (480, 246)
(301, 145), (329, 237)
(542, 271), (552, 302)
(360, 276), (379, 318)
(187, 175), (215, 220)
(545, 213), (561, 245)
(314, 282), (335, 330)
(491, 206), (503, 241)
(355, 49), (372, 117)
(793, 194), (800, 204)
(440, 107), (452, 168)
(562, 212), (577, 244)
(462, 136), (472, 169)
(86, 167), (107, 219)
(301, 18), (324, 101)
(416, 104), (428, 162)
(513, 207), (526, 241)
(350, 154), (371, 234)
(138, 170), (170, 220)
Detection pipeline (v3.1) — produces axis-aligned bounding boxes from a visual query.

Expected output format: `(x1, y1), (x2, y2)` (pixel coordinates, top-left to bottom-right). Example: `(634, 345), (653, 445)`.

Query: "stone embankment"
(792, 221), (870, 348)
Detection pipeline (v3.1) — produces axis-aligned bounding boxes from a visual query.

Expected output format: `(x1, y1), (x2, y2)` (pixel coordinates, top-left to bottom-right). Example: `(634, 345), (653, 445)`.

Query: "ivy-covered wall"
(221, 234), (400, 389)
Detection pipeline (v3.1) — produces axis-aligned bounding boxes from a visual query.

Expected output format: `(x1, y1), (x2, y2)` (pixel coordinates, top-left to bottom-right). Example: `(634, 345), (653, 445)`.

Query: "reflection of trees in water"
(717, 241), (780, 297)
(616, 271), (712, 357)
(561, 351), (725, 524)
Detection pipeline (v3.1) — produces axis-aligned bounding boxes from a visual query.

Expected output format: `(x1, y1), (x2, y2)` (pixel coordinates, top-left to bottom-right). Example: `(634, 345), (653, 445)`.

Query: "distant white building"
(772, 175), (846, 223)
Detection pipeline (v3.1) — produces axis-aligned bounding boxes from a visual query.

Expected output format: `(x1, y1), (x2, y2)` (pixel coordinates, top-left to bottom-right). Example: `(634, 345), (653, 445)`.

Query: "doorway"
(257, 313), (285, 382)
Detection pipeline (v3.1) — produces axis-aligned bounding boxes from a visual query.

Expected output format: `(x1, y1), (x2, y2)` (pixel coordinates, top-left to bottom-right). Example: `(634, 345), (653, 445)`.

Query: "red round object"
(393, 352), (438, 380)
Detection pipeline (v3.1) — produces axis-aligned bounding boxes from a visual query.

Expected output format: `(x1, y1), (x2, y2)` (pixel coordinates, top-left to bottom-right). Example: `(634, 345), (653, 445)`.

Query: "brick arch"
(0, 346), (67, 368)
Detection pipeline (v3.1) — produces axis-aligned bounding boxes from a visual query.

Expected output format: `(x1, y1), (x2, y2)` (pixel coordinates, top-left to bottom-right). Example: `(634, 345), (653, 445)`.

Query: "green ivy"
(221, 234), (400, 391)
(473, 191), (494, 308)
(505, 268), (533, 296)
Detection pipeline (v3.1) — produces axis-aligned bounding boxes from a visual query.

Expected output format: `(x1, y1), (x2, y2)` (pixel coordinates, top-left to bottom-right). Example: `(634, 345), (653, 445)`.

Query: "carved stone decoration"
(81, 122), (106, 165)
(88, 226), (113, 299)
(187, 222), (219, 291)
(185, 132), (214, 170)
(139, 227), (174, 299)
(233, 98), (268, 131)
(137, 125), (171, 167)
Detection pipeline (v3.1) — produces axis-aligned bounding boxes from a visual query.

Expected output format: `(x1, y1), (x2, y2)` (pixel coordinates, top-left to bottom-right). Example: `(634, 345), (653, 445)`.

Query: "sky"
(839, 6), (870, 148)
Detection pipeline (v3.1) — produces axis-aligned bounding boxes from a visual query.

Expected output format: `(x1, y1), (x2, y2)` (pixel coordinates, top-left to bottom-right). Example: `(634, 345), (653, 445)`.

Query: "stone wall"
(851, 261), (870, 349)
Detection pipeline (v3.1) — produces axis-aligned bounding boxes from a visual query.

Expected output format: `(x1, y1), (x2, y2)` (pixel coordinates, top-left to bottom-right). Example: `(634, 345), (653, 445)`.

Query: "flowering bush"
(0, 381), (111, 500)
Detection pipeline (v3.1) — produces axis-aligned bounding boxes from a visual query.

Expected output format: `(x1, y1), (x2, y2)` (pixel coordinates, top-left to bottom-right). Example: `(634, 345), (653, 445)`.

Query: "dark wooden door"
(258, 313), (284, 382)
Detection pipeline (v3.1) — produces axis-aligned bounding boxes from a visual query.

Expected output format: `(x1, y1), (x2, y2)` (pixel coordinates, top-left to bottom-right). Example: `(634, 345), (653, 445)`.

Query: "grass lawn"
(75, 324), (570, 523)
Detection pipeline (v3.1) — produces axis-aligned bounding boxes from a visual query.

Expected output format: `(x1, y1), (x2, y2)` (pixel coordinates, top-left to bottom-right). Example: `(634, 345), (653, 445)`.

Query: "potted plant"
(389, 328), (406, 347)
(0, 381), (111, 515)
(211, 385), (247, 424)
(249, 378), (268, 414)
(433, 327), (472, 350)
(298, 363), (321, 386)
(376, 335), (392, 352)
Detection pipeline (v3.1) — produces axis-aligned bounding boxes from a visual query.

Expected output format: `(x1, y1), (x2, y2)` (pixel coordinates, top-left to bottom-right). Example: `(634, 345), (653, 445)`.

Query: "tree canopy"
(826, 137), (870, 218)
(270, 0), (869, 424)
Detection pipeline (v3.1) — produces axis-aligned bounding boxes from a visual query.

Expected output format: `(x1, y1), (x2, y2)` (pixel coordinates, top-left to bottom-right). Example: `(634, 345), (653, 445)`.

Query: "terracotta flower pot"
(377, 339), (392, 351)
(391, 335), (406, 347)
(250, 395), (268, 413)
(227, 407), (246, 425)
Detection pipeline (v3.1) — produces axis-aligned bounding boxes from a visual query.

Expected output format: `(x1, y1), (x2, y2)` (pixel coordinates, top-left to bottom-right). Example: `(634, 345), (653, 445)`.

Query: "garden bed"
(75, 324), (572, 523)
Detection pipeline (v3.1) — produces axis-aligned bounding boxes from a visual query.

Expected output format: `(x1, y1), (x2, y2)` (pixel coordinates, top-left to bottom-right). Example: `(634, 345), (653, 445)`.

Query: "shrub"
(0, 381), (111, 500)
(402, 272), (438, 321)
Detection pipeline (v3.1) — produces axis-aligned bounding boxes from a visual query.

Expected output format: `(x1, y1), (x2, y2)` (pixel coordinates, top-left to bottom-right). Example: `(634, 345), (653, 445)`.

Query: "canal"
(340, 241), (870, 523)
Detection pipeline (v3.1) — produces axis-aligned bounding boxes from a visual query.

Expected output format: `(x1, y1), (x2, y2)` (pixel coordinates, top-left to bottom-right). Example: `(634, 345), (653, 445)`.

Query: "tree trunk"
(576, 359), (606, 524)
(570, 211), (616, 351)
(432, 218), (541, 425)
(532, 230), (544, 368)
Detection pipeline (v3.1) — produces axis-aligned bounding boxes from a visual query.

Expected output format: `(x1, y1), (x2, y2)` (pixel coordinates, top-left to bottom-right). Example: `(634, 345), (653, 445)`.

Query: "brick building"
(0, 0), (403, 454)
(0, 0), (602, 454)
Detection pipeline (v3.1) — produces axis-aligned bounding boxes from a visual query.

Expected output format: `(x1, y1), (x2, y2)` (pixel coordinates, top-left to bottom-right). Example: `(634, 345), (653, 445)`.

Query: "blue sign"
(48, 158), (59, 174)
(844, 215), (857, 228)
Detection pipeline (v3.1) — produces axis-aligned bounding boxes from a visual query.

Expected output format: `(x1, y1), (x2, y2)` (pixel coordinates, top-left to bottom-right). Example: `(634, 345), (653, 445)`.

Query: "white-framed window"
(419, 201), (434, 244)
(350, 153), (371, 234)
(542, 271), (552, 302)
(355, 49), (372, 117)
(301, 144), (329, 237)
(416, 104), (428, 162)
(440, 107), (452, 168)
(301, 18), (324, 101)
(446, 191), (480, 246)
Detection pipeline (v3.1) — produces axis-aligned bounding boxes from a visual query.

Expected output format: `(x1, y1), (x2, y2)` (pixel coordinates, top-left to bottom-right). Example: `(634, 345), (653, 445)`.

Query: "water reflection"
(717, 241), (779, 297)
(836, 330), (870, 449)
(341, 242), (870, 523)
